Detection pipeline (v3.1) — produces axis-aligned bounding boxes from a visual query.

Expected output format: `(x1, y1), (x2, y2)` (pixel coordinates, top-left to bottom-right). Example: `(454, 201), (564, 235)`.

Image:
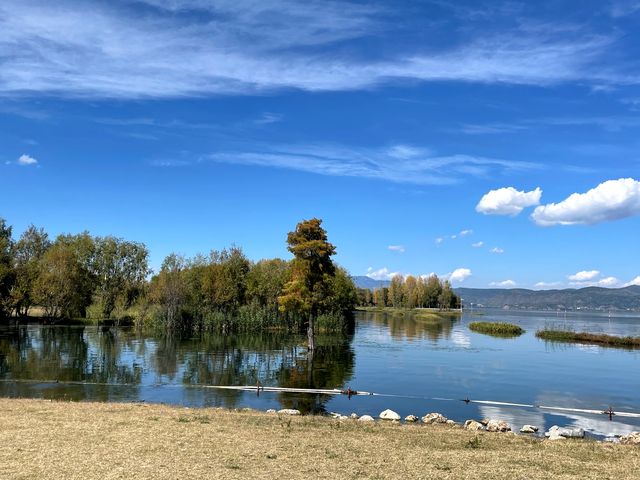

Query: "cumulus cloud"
(471, 241), (484, 248)
(531, 178), (640, 226)
(17, 154), (38, 166)
(366, 267), (400, 281)
(596, 276), (620, 287)
(459, 229), (473, 236)
(489, 279), (516, 287)
(388, 245), (405, 253)
(567, 270), (620, 287)
(534, 281), (562, 289)
(623, 276), (640, 287)
(449, 268), (472, 283)
(476, 187), (542, 216)
(490, 247), (505, 254)
(568, 270), (600, 281)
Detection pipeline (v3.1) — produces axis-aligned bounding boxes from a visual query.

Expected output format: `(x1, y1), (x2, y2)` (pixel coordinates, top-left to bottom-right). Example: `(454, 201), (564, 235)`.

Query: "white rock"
(520, 425), (539, 434)
(620, 432), (640, 445)
(266, 409), (277, 414)
(379, 409), (401, 421)
(446, 419), (457, 426)
(338, 415), (349, 420)
(486, 420), (511, 432)
(421, 412), (448, 424)
(545, 425), (584, 439)
(278, 409), (301, 416)
(358, 415), (375, 422)
(350, 413), (359, 419)
(404, 415), (419, 423)
(548, 433), (566, 441)
(464, 420), (486, 431)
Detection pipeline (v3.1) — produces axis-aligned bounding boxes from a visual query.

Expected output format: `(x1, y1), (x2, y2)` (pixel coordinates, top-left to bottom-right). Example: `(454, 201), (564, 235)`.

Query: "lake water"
(1, 309), (639, 438)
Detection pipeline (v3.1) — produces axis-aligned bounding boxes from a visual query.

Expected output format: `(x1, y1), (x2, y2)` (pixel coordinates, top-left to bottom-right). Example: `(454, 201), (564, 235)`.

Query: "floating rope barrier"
(2, 378), (639, 419)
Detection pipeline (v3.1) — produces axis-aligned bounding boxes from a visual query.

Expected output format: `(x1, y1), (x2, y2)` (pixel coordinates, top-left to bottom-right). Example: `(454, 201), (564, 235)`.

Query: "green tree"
(33, 241), (86, 319)
(388, 275), (404, 308)
(246, 258), (290, 309)
(424, 275), (442, 308)
(0, 218), (15, 317)
(11, 225), (51, 316)
(404, 275), (418, 309)
(278, 218), (336, 351)
(149, 254), (187, 330)
(438, 280), (454, 310)
(92, 236), (149, 319)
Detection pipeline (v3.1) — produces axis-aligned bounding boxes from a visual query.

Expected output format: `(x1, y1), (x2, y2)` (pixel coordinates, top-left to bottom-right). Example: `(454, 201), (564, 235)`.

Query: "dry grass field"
(0, 398), (638, 479)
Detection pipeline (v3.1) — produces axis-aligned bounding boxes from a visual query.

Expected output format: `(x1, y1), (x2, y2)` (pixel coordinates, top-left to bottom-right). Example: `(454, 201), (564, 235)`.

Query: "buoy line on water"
(1, 378), (639, 419)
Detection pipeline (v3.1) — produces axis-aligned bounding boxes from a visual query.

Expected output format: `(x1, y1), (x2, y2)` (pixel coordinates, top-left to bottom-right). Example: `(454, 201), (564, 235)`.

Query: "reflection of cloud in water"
(575, 344), (603, 354)
(558, 413), (638, 437)
(451, 330), (471, 348)
(477, 404), (638, 437)
(478, 405), (544, 431)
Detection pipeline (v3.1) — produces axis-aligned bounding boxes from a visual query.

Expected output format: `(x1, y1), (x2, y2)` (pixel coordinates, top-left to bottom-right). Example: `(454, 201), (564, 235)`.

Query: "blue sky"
(1, 0), (640, 289)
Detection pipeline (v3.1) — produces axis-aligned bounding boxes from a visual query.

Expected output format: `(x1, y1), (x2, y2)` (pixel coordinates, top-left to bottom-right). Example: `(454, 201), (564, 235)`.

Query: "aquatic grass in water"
(468, 321), (524, 337)
(536, 330), (640, 349)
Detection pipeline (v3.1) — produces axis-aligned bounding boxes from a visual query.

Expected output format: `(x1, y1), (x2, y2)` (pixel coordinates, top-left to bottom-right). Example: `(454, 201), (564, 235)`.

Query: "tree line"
(0, 217), (357, 338)
(356, 274), (460, 310)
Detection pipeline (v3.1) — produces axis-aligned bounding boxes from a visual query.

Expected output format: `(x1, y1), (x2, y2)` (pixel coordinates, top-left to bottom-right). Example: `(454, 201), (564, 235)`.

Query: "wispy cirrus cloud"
(388, 245), (405, 253)
(206, 144), (538, 185)
(0, 0), (628, 99)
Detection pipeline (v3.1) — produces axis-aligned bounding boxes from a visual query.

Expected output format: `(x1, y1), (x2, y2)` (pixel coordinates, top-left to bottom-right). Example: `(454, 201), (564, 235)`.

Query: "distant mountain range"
(352, 276), (640, 311)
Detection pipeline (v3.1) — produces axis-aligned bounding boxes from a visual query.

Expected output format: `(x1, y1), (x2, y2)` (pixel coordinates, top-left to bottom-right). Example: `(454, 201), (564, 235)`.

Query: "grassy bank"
(1, 399), (639, 480)
(468, 321), (524, 337)
(536, 330), (640, 349)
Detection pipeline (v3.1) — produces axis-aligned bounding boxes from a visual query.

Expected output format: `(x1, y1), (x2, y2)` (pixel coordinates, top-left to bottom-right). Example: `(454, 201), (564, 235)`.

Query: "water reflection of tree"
(365, 311), (460, 341)
(0, 325), (142, 401)
(177, 331), (355, 413)
(276, 333), (355, 414)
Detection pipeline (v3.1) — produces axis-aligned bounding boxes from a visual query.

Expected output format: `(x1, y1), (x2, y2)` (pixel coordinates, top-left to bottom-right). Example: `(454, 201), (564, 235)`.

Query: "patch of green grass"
(536, 330), (640, 349)
(469, 321), (524, 337)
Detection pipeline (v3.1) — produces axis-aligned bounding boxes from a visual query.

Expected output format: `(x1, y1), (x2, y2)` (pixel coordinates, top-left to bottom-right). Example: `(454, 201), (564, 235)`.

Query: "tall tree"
(12, 225), (51, 316)
(92, 236), (149, 319)
(0, 218), (15, 317)
(388, 275), (404, 308)
(278, 218), (336, 351)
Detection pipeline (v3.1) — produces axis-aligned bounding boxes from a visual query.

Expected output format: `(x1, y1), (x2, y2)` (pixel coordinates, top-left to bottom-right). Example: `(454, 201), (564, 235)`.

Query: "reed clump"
(469, 321), (524, 337)
(536, 330), (640, 349)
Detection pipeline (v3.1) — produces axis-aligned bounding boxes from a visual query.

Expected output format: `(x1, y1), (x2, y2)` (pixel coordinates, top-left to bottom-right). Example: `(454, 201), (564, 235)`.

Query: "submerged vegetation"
(536, 330), (640, 349)
(468, 321), (524, 337)
(0, 217), (357, 336)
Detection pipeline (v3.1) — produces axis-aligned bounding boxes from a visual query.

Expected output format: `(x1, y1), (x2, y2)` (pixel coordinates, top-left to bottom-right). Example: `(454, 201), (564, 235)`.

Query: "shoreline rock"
(422, 412), (448, 424)
(379, 409), (401, 421)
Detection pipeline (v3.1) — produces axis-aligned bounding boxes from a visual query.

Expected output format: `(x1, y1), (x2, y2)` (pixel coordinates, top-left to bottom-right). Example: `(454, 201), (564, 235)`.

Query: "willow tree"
(278, 218), (336, 351)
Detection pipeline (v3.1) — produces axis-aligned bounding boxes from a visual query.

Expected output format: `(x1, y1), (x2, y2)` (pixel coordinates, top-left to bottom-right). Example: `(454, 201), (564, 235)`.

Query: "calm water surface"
(1, 309), (639, 438)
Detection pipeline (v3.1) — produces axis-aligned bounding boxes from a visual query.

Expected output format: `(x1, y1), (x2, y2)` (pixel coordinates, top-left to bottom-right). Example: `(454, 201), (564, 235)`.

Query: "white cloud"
(623, 276), (640, 287)
(531, 178), (640, 226)
(471, 241), (484, 248)
(449, 268), (472, 283)
(596, 276), (620, 287)
(567, 270), (620, 287)
(489, 279), (516, 287)
(17, 154), (38, 166)
(476, 187), (542, 216)
(568, 270), (600, 281)
(489, 247), (504, 254)
(208, 145), (538, 185)
(388, 245), (405, 253)
(366, 267), (401, 281)
(435, 237), (445, 245)
(0, 1), (623, 98)
(459, 229), (473, 236)
(534, 281), (562, 289)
